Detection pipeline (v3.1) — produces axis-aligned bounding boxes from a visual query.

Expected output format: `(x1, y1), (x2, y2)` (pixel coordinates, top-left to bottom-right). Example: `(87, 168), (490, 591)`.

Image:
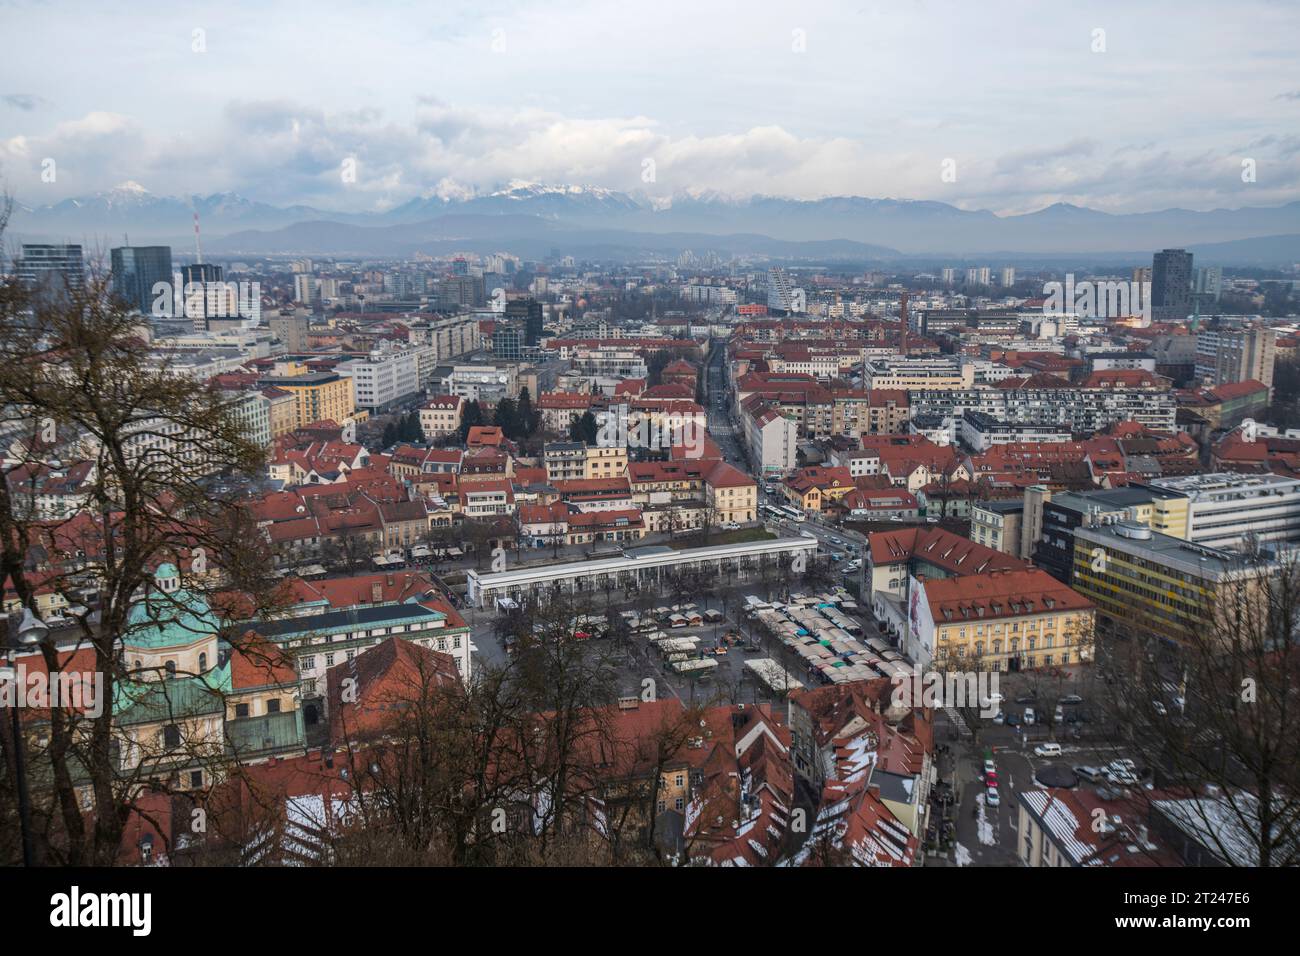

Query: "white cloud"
(0, 0), (1297, 214)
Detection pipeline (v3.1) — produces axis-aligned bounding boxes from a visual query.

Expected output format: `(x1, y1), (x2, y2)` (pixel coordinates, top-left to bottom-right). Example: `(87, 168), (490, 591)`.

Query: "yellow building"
(1070, 522), (1266, 643)
(913, 567), (1096, 671)
(262, 386), (299, 438)
(584, 444), (628, 480)
(259, 371), (356, 429)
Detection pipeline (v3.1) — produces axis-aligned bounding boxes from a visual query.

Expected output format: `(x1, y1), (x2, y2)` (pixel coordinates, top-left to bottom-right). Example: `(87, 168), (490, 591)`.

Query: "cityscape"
(0, 0), (1294, 924)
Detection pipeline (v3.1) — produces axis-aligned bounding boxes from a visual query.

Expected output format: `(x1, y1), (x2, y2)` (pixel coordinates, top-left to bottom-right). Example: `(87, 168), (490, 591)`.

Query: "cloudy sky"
(2, 0), (1298, 214)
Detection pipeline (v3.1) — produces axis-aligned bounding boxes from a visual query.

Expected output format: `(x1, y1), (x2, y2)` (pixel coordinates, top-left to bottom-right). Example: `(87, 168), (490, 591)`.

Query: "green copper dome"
(123, 564), (221, 649)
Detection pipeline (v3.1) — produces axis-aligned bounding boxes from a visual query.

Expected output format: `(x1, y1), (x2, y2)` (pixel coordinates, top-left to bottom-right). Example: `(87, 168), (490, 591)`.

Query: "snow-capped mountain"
(8, 180), (1300, 259)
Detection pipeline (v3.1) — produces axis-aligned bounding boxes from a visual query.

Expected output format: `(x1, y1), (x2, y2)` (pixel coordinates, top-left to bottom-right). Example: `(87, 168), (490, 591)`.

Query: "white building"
(338, 349), (421, 412)
(1145, 472), (1300, 550)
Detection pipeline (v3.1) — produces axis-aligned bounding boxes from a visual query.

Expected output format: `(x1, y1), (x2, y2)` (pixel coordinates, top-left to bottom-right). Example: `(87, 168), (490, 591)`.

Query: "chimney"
(371, 582), (383, 602)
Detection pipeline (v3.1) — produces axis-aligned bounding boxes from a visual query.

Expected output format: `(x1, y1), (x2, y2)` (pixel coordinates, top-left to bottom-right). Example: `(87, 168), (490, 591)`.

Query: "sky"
(1, 0), (1298, 215)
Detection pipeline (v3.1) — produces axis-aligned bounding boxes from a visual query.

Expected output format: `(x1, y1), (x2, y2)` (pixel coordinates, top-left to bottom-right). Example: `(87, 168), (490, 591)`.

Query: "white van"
(1033, 742), (1063, 758)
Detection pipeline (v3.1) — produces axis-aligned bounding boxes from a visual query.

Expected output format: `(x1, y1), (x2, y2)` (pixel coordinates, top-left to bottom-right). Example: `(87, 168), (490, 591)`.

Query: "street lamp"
(1, 607), (50, 866)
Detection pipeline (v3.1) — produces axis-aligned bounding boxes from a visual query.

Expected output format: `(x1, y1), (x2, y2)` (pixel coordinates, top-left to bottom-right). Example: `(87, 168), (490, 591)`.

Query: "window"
(301, 655), (315, 671)
(190, 770), (203, 789)
(675, 797), (685, 811)
(267, 698), (281, 713)
(675, 774), (684, 787)
(162, 725), (181, 749)
(235, 702), (250, 718)
(325, 653), (335, 667)
(165, 660), (176, 679)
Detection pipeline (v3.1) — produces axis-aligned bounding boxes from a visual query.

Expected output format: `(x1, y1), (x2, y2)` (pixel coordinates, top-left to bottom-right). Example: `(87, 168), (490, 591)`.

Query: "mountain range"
(8, 180), (1300, 265)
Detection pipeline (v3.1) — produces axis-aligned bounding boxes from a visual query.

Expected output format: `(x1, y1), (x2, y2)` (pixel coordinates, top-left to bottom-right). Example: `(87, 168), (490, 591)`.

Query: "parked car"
(1054, 705), (1065, 723)
(985, 787), (1000, 807)
(1108, 769), (1140, 786)
(1152, 700), (1168, 716)
(985, 770), (999, 788)
(721, 521), (741, 531)
(1034, 742), (1063, 757)
(1023, 708), (1036, 725)
(1074, 765), (1106, 783)
(1060, 694), (1083, 705)
(982, 758), (996, 776)
(1004, 712), (1022, 727)
(1015, 694), (1036, 705)
(992, 711), (1005, 725)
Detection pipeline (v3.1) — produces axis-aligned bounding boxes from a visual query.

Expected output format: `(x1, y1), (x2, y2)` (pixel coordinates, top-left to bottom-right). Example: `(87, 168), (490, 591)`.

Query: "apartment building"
(418, 394), (464, 437)
(337, 349), (422, 412)
(1195, 326), (1277, 397)
(742, 398), (799, 477)
(257, 370), (356, 430)
(909, 378), (1176, 434)
(970, 499), (1026, 557)
(865, 358), (975, 391)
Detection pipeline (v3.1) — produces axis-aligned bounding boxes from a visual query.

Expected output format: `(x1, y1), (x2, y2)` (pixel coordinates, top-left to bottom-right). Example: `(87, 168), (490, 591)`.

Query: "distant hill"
(9, 180), (1300, 262)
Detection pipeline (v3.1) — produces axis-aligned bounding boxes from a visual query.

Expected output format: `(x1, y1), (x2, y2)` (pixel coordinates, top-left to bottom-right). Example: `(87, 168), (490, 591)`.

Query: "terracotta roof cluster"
(867, 525), (1027, 575)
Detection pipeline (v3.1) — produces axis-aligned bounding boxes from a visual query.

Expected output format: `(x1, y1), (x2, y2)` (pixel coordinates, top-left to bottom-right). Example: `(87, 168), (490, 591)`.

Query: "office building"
(1071, 522), (1275, 643)
(1195, 325), (1277, 397)
(504, 298), (544, 346)
(111, 245), (173, 316)
(1151, 249), (1193, 322)
(18, 243), (84, 302)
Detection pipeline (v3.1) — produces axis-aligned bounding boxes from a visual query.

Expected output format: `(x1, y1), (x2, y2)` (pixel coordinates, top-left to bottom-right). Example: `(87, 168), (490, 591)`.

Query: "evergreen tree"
(517, 387), (537, 437)
(572, 410), (599, 446)
(460, 399), (484, 442)
(495, 397), (519, 438)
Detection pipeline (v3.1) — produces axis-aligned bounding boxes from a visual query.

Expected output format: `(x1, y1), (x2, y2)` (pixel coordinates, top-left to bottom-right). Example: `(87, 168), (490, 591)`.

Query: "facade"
(1069, 522), (1271, 643)
(418, 394), (464, 437)
(111, 245), (174, 316)
(18, 243), (85, 302)
(1195, 326), (1277, 397)
(1143, 472), (1300, 549)
(543, 441), (587, 482)
(338, 349), (421, 412)
(909, 382), (1177, 434)
(257, 371), (356, 429)
(865, 358), (975, 391)
(959, 411), (1073, 451)
(909, 567), (1095, 671)
(248, 599), (473, 701)
(743, 401), (799, 476)
(1152, 248), (1193, 322)
(970, 499), (1025, 557)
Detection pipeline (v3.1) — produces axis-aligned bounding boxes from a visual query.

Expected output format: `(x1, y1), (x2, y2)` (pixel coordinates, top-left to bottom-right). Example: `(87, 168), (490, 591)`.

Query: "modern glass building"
(111, 244), (174, 315)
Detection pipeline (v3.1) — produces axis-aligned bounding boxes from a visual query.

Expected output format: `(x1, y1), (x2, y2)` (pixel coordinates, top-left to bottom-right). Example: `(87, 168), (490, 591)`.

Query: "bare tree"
(1094, 546), (1300, 866)
(0, 213), (282, 865)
